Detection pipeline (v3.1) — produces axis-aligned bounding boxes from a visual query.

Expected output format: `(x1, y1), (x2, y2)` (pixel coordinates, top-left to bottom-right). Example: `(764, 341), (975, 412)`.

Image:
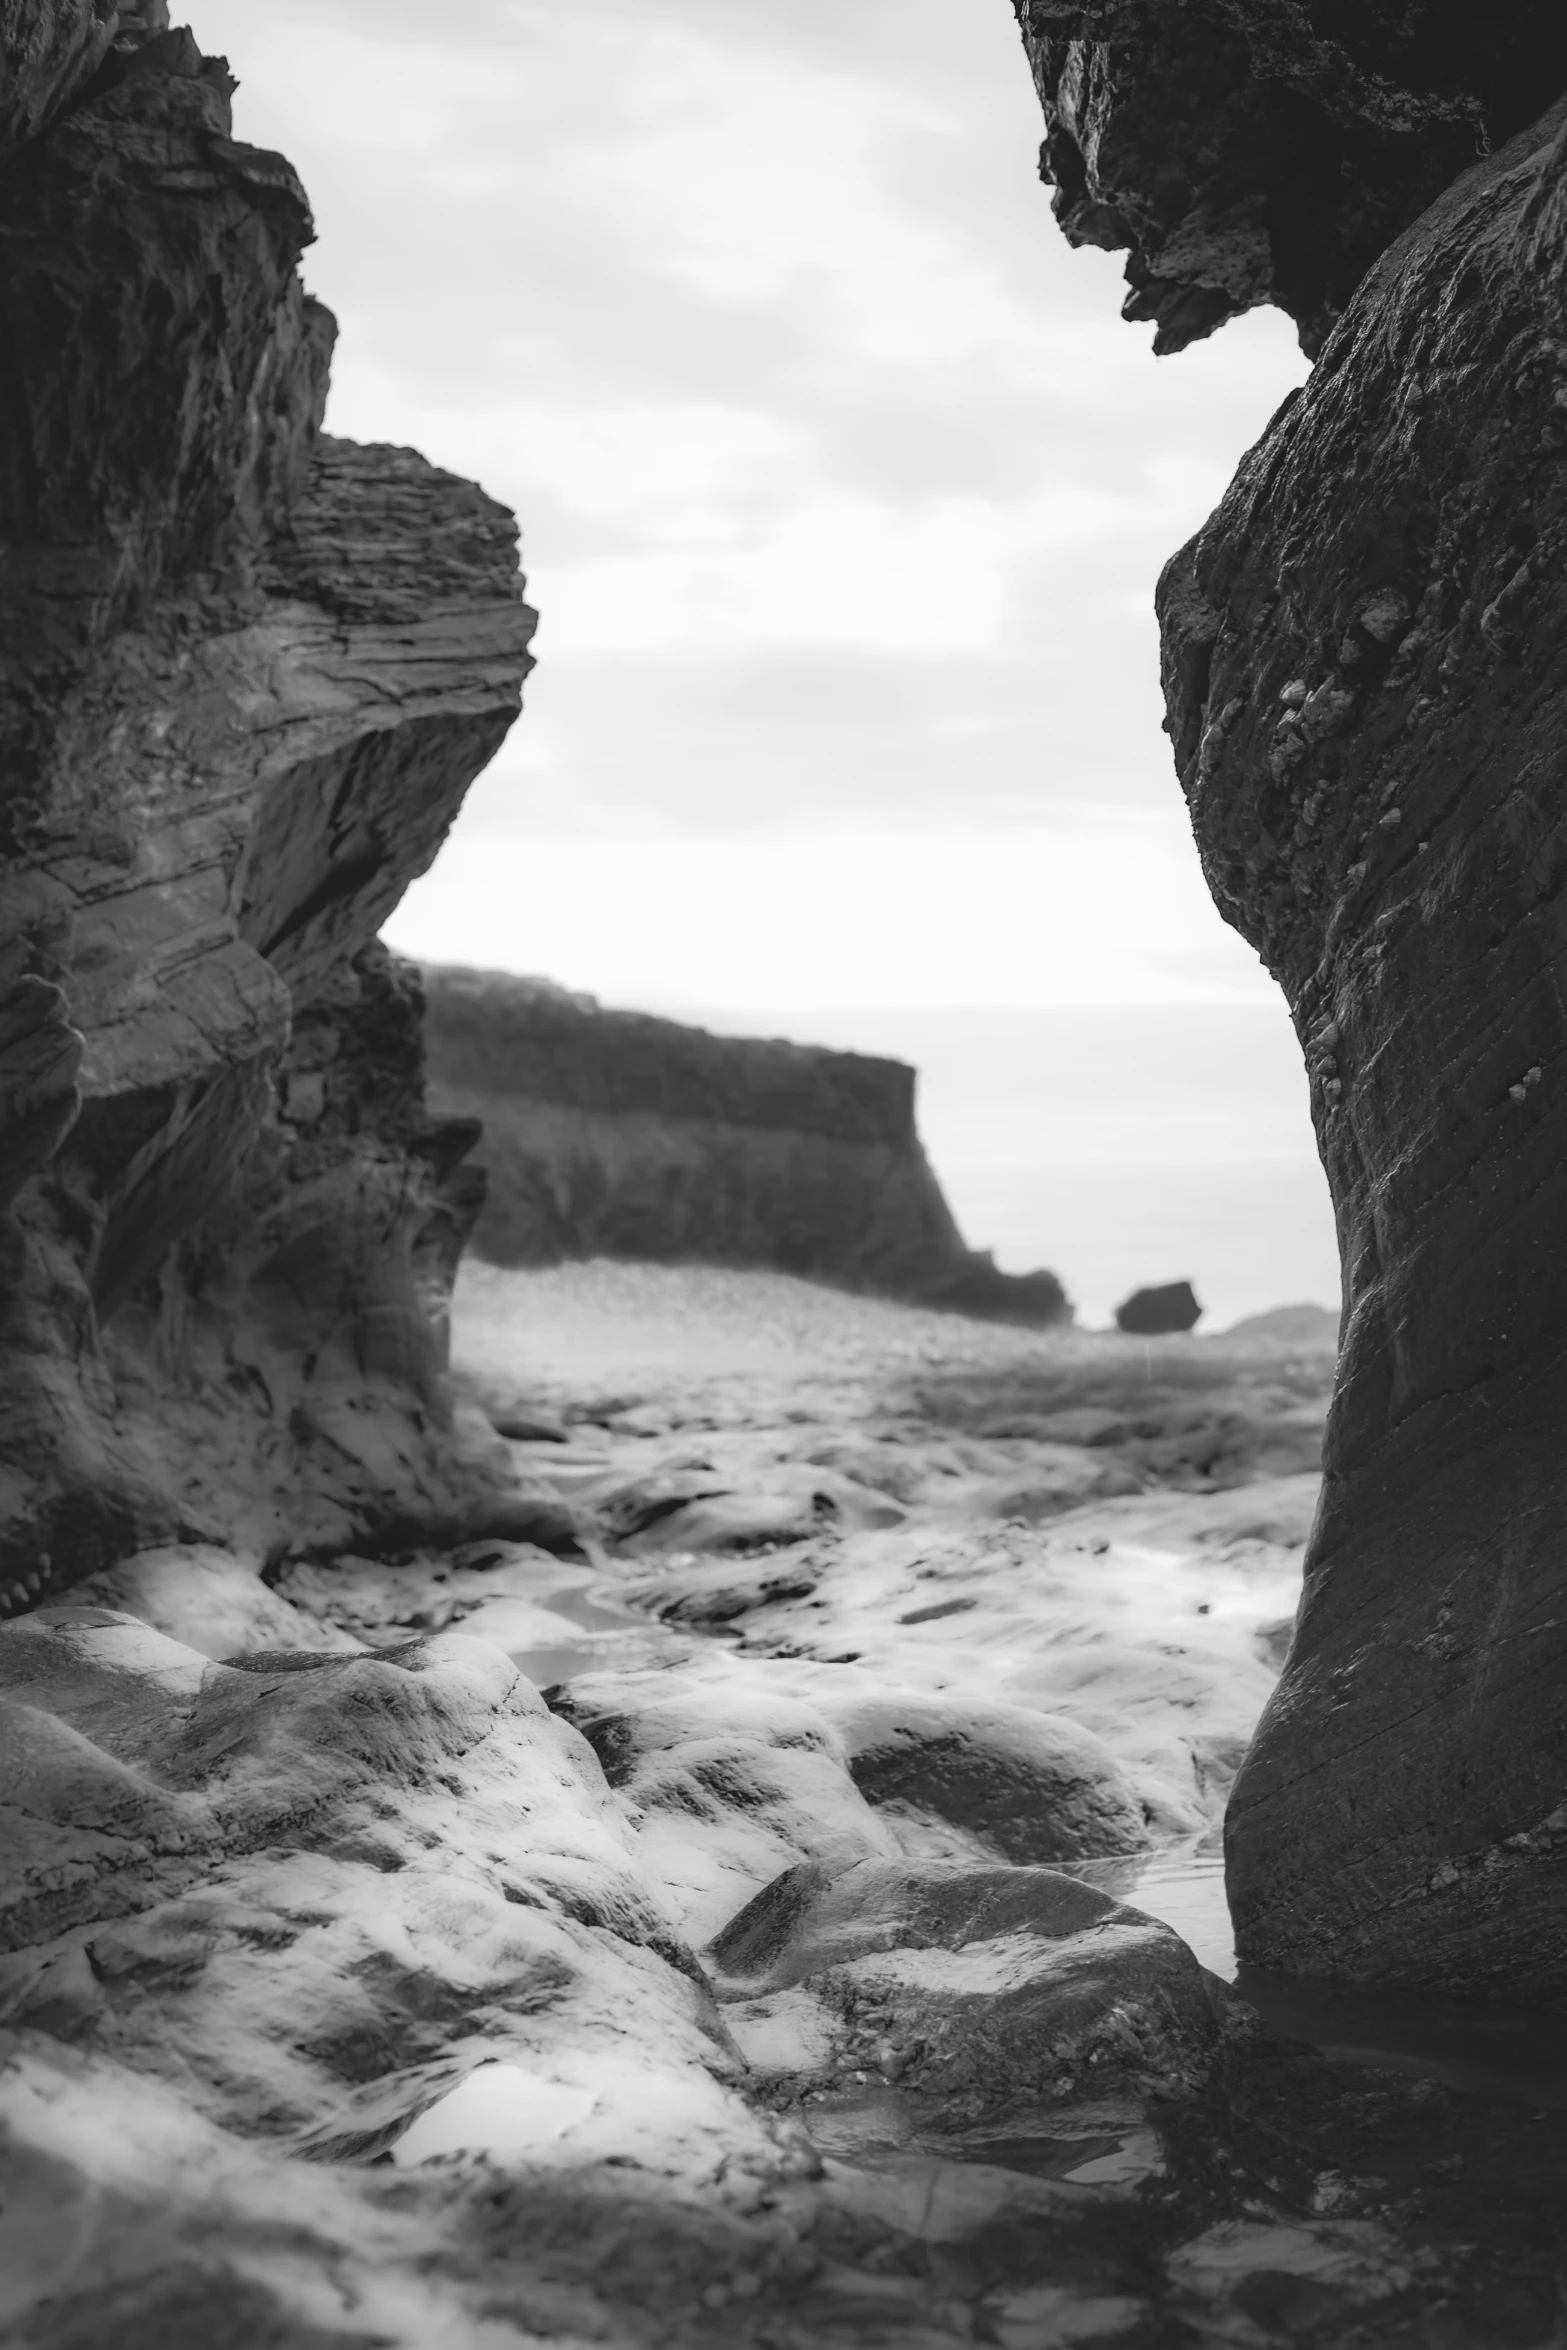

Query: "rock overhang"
(1012, 0), (1567, 354)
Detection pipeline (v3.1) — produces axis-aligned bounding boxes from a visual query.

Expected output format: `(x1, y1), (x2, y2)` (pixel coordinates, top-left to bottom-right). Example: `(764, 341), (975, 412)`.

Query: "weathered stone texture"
(0, 1588), (1225, 2346)
(1160, 99), (1567, 1990)
(0, 25), (535, 1610)
(0, 0), (119, 167)
(1012, 0), (1567, 352)
(1013, 0), (1567, 1987)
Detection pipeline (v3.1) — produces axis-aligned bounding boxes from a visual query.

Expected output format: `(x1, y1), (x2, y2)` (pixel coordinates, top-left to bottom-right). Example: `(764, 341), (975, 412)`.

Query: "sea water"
(1063, 1842), (1234, 1979)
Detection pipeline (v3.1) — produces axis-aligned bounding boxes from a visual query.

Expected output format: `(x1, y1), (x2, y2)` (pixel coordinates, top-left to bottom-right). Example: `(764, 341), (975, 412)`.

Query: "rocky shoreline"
(0, 16), (535, 1614)
(8, 0), (1567, 2335)
(6, 1266), (1566, 2344)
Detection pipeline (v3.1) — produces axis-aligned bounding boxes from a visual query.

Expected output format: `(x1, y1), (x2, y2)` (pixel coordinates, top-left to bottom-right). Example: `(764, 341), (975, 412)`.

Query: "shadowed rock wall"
(1164, 99), (1567, 1994)
(422, 966), (1073, 1324)
(0, 14), (535, 1610)
(1013, 0), (1567, 353)
(1011, 0), (1567, 1989)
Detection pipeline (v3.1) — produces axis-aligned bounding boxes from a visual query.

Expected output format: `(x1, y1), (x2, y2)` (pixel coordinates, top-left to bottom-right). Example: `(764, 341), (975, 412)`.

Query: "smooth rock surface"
(1160, 97), (1567, 1991)
(461, 1260), (1325, 1839)
(1011, 0), (1567, 354)
(1015, 0), (1567, 1992)
(66, 1542), (361, 1660)
(832, 1691), (1150, 1866)
(710, 1855), (1217, 2125)
(0, 1608), (844, 2344)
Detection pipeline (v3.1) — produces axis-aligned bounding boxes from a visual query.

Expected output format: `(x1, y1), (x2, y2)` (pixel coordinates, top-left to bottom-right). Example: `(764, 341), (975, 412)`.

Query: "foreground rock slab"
(0, 1599), (1207, 2347)
(7, 1272), (1567, 2341)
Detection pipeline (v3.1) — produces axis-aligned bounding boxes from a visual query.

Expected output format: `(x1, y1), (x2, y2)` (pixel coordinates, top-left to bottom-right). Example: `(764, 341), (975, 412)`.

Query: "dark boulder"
(1011, 0), (1567, 356)
(833, 1691), (1149, 1865)
(1115, 1281), (1203, 1336)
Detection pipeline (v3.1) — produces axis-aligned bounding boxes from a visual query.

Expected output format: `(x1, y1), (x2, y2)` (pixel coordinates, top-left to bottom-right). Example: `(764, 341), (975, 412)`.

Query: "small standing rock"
(1115, 1281), (1202, 1336)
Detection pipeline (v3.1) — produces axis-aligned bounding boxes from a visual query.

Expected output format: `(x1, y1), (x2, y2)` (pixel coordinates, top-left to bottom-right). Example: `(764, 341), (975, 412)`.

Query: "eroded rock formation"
(0, 13), (535, 1611)
(1013, 1), (1567, 1986)
(0, 1336), (1312, 2343)
(1167, 98), (1567, 1994)
(423, 964), (1073, 1324)
(1014, 0), (1567, 354)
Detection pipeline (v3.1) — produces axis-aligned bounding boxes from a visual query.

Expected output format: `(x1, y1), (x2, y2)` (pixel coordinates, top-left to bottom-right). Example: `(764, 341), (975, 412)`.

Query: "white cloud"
(195, 0), (1310, 970)
(556, 28), (1057, 371)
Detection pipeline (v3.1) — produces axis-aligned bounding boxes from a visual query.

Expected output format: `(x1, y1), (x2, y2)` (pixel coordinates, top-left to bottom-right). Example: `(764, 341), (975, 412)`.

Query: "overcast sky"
(194, 0), (1310, 1012)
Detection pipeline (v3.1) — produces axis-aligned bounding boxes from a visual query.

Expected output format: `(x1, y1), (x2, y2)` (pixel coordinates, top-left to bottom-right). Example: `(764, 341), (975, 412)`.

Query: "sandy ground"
(454, 1257), (1331, 1400)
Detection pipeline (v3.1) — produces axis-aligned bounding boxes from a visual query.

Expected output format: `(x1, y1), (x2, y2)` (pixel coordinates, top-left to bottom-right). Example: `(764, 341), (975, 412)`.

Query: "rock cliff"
(0, 11), (536, 1613)
(422, 964), (1073, 1324)
(1013, 2), (1567, 1987)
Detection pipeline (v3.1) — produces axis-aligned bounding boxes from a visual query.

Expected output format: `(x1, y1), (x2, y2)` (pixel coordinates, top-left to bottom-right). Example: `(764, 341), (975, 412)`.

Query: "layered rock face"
(423, 965), (1073, 1324)
(0, 16), (535, 1610)
(1012, 2), (1567, 1987)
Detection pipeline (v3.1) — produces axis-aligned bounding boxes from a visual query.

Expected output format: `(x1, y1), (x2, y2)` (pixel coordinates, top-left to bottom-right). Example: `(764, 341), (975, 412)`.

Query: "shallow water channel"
(1062, 1842), (1233, 1978)
(1069, 1845), (1567, 2112)
(501, 1574), (653, 1690)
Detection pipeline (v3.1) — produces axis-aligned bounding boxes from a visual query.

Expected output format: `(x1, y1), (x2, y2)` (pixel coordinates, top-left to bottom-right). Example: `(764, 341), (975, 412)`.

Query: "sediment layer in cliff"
(421, 965), (1072, 1325)
(0, 14), (536, 1610)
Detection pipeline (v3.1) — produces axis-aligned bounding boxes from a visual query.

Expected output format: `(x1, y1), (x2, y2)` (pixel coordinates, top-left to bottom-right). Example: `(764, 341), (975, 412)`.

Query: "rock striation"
(1012, 4), (1567, 1986)
(0, 13), (536, 1612)
(422, 964), (1073, 1325)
